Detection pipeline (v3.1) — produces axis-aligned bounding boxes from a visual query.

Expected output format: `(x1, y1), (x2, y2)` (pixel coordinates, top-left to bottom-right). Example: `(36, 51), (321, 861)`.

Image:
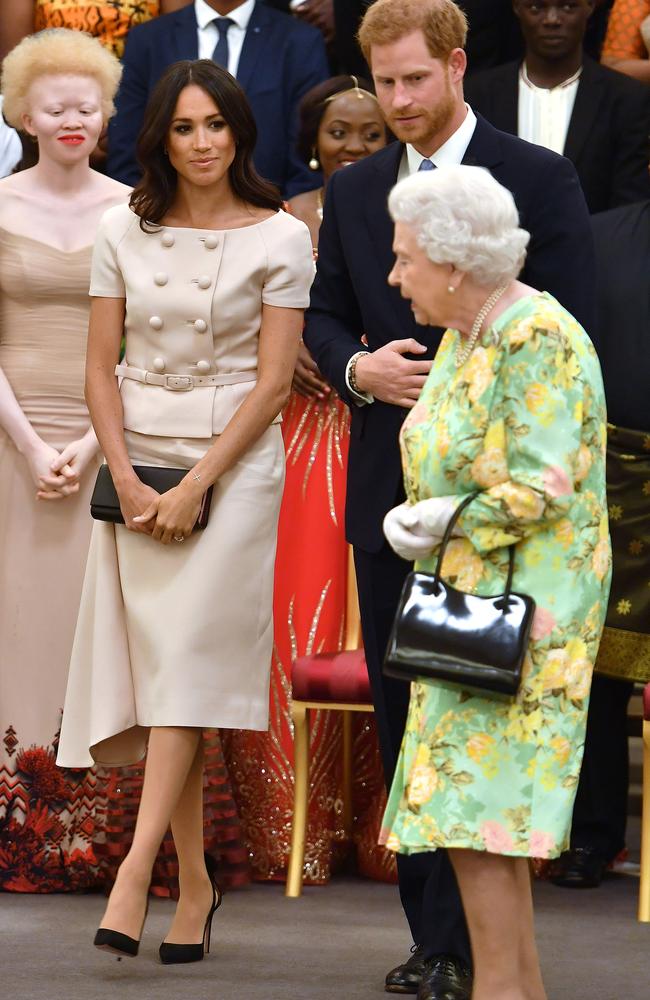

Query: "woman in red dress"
(223, 76), (396, 885)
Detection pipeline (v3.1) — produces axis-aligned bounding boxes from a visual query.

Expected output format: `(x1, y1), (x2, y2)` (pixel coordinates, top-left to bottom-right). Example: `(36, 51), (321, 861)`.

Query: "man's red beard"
(385, 81), (456, 147)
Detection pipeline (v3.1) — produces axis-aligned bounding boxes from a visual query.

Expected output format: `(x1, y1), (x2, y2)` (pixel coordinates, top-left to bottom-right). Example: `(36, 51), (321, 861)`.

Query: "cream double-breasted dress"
(57, 205), (313, 768)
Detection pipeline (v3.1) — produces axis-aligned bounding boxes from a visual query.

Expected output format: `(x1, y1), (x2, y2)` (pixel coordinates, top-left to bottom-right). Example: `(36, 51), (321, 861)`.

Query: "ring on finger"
(173, 534), (185, 543)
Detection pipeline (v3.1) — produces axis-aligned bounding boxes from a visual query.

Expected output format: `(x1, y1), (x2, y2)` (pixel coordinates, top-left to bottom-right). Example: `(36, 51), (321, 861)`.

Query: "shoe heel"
(204, 852), (223, 955)
(204, 910), (213, 955)
(159, 855), (222, 965)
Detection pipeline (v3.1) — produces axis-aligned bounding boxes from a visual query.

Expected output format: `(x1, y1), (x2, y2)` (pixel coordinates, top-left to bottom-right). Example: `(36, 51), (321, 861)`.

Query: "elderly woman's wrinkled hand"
(383, 497), (464, 561)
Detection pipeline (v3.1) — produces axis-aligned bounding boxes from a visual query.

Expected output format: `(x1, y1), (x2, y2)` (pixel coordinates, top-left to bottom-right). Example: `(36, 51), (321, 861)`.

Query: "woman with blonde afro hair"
(0, 29), (130, 893)
(1, 28), (122, 128)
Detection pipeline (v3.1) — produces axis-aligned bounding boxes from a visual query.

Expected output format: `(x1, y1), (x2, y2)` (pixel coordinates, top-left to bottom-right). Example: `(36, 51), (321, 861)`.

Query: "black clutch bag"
(90, 464), (213, 530)
(383, 493), (536, 696)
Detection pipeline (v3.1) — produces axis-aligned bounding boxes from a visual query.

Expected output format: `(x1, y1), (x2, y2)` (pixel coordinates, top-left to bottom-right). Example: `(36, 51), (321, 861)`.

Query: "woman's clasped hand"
(32, 431), (100, 500)
(132, 477), (204, 543)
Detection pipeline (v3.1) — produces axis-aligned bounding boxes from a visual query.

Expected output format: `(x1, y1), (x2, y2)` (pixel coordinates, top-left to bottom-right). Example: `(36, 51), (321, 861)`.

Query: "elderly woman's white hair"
(388, 164), (530, 287)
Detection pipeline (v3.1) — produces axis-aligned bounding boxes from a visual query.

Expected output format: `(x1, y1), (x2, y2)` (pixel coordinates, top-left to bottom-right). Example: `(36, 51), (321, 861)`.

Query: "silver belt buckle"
(164, 375), (194, 391)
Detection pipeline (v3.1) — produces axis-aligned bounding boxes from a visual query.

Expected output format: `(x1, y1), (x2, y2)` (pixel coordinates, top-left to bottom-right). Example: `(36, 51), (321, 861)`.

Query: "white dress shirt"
(195, 0), (256, 76)
(346, 106), (478, 404)
(517, 63), (581, 156)
(400, 104), (478, 179)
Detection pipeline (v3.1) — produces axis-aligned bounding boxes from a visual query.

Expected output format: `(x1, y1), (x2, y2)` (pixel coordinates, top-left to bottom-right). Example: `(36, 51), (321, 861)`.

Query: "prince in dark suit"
(107, 0), (329, 197)
(303, 2), (594, 999)
(465, 0), (650, 213)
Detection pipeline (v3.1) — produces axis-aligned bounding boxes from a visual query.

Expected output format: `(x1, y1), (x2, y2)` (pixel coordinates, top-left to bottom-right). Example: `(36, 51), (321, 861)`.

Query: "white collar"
(195, 0), (256, 31)
(405, 104), (477, 173)
(520, 62), (582, 92)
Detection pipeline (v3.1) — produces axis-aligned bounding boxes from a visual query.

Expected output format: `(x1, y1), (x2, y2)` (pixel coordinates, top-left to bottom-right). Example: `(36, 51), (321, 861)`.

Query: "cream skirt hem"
(57, 426), (284, 768)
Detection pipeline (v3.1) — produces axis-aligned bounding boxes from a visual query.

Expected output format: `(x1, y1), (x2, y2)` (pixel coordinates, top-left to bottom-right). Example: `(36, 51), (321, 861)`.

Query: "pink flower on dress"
(529, 830), (556, 858)
(531, 606), (558, 641)
(480, 820), (514, 854)
(542, 465), (572, 498)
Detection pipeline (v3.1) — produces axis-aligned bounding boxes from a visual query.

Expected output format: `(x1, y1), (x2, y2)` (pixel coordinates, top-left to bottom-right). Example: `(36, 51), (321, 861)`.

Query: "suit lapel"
(236, 2), (269, 91)
(363, 144), (420, 336)
(174, 4), (199, 60)
(563, 58), (603, 163)
(462, 114), (505, 170)
(364, 144), (402, 272)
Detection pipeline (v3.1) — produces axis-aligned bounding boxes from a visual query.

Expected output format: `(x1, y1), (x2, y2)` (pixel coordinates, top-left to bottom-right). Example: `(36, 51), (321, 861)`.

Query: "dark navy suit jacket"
(303, 114), (596, 552)
(107, 1), (329, 197)
(465, 56), (650, 214)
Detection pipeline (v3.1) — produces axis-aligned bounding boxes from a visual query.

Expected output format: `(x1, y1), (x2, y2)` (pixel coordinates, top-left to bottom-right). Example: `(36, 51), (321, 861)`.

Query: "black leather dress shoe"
(550, 847), (607, 888)
(416, 956), (472, 1000)
(385, 944), (429, 993)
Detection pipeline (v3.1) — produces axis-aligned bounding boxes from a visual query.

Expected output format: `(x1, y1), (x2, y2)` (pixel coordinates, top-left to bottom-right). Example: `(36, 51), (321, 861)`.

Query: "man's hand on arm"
(353, 339), (432, 408)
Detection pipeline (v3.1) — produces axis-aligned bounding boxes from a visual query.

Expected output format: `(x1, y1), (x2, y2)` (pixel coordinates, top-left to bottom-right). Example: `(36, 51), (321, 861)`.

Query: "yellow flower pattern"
(381, 294), (611, 859)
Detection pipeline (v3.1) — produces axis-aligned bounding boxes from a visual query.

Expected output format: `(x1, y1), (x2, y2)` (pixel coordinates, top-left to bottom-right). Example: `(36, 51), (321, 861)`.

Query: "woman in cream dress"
(57, 60), (313, 960)
(0, 30), (128, 891)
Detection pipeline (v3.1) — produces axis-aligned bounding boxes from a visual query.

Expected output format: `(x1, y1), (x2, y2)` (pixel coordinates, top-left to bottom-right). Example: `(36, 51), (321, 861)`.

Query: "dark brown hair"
(296, 75), (379, 165)
(130, 60), (282, 229)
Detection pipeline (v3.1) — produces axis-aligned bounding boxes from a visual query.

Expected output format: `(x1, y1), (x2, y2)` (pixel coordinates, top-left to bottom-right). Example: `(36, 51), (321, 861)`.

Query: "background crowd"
(0, 0), (648, 984)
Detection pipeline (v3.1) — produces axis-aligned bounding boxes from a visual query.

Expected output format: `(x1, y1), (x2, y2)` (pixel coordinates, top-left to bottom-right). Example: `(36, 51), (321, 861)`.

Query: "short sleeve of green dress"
(380, 293), (611, 860)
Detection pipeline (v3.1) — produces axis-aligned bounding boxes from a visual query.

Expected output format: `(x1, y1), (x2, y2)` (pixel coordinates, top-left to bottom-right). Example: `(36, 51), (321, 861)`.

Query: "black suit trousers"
(569, 672), (634, 860)
(354, 543), (472, 966)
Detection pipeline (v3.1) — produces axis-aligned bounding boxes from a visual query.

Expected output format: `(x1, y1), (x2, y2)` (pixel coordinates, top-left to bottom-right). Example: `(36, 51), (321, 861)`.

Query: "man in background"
(465, 0), (650, 213)
(107, 0), (329, 197)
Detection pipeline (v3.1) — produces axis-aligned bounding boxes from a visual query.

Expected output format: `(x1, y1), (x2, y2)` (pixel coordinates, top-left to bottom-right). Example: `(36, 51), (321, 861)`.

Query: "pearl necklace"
(454, 284), (508, 368)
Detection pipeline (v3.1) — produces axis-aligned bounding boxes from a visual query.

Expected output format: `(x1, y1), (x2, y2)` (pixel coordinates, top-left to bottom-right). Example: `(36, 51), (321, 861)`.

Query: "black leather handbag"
(383, 493), (536, 696)
(90, 464), (213, 530)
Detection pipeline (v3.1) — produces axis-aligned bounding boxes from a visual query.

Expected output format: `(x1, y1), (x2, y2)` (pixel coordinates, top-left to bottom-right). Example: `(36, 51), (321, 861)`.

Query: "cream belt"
(115, 364), (257, 392)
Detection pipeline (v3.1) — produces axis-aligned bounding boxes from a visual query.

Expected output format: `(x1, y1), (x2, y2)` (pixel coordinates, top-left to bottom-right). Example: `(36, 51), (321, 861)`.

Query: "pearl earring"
(309, 148), (320, 171)
(447, 284), (455, 294)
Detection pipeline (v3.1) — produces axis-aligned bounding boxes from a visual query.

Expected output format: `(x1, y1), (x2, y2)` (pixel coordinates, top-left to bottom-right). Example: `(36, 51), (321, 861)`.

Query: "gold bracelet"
(349, 351), (369, 395)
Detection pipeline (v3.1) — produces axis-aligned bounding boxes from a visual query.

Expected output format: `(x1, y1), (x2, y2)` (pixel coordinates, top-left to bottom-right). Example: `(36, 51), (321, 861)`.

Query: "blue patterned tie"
(418, 158), (435, 171)
(212, 17), (234, 69)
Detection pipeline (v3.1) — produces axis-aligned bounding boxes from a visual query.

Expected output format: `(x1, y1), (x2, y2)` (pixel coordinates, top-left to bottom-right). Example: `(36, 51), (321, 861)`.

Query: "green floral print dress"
(380, 293), (611, 859)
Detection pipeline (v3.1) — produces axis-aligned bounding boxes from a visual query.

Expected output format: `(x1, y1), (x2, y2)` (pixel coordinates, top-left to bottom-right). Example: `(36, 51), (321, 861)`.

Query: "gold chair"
(285, 551), (373, 898)
(639, 683), (650, 921)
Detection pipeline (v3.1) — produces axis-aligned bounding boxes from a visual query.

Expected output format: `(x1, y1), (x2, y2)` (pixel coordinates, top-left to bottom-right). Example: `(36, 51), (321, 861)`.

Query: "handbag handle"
(432, 492), (515, 604)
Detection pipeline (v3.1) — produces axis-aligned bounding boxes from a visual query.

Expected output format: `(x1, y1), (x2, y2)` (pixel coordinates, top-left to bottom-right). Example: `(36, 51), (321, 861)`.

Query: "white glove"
(383, 497), (463, 562)
(411, 496), (464, 539)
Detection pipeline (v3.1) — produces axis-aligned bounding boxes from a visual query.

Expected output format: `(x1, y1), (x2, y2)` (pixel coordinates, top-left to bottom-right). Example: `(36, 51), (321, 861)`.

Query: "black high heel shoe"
(94, 899), (149, 958)
(158, 853), (223, 965)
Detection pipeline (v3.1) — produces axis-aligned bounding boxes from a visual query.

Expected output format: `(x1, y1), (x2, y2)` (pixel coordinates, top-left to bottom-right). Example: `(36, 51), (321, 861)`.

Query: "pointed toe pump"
(158, 854), (223, 965)
(93, 927), (141, 958)
(94, 900), (149, 959)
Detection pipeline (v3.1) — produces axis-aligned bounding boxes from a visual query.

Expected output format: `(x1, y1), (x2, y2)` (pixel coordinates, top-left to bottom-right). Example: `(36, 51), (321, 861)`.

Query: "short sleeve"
(261, 213), (315, 308)
(89, 207), (128, 298)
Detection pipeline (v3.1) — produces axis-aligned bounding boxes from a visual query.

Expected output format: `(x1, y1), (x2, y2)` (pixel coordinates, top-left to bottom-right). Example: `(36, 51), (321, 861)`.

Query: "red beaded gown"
(223, 389), (397, 884)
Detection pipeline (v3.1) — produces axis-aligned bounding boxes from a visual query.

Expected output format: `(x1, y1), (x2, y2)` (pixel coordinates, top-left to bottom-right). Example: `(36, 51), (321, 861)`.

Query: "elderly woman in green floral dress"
(381, 165), (611, 1000)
